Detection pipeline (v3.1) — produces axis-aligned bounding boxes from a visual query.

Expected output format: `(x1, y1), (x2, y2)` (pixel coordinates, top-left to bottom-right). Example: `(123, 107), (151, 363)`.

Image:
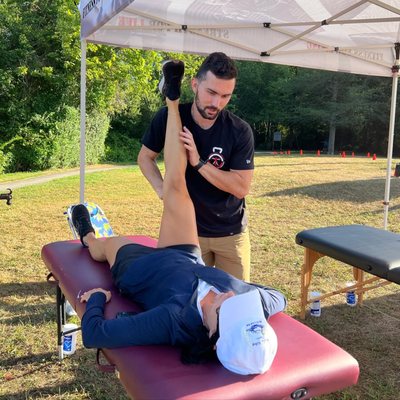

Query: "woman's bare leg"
(157, 97), (199, 248)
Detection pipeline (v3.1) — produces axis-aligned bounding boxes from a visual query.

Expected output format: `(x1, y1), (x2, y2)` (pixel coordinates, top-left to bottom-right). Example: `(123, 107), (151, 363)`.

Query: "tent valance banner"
(80, 0), (400, 77)
(78, 0), (400, 228)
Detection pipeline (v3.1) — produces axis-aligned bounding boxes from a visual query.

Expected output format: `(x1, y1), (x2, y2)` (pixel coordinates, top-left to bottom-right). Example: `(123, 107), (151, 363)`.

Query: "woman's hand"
(80, 288), (111, 303)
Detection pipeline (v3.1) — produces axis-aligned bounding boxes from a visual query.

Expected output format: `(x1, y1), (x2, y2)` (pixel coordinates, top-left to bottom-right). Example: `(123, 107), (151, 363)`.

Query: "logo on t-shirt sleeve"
(207, 147), (225, 169)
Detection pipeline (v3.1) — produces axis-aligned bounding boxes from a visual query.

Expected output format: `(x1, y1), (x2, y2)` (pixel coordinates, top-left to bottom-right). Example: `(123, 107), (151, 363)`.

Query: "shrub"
(50, 107), (110, 168)
(104, 131), (141, 163)
(8, 126), (53, 172)
(0, 137), (20, 173)
(86, 110), (110, 164)
(0, 149), (12, 174)
(50, 106), (80, 168)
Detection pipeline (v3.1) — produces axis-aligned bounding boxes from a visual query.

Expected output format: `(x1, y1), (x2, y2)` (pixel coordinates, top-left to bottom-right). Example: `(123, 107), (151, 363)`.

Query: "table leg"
(300, 248), (324, 319)
(352, 267), (364, 305)
(56, 285), (66, 360)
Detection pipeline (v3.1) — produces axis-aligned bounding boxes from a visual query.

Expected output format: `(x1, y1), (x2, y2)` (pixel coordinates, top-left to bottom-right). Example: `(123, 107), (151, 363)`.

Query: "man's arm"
(197, 166), (253, 199)
(180, 127), (253, 199)
(137, 145), (164, 199)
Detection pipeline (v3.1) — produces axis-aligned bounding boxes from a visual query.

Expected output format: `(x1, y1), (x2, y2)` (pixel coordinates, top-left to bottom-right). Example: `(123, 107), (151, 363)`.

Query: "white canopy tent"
(79, 0), (400, 228)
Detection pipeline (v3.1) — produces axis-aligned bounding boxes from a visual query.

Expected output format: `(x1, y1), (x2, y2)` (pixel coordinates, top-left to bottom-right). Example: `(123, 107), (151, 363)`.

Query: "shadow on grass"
(294, 291), (400, 399)
(1, 349), (126, 400)
(0, 281), (56, 325)
(264, 178), (400, 203)
(296, 291), (400, 335)
(0, 281), (52, 297)
(1, 351), (57, 368)
(362, 202), (400, 215)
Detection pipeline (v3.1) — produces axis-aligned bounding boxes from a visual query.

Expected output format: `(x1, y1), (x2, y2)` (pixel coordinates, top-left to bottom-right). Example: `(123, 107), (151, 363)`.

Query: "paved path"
(0, 165), (129, 192)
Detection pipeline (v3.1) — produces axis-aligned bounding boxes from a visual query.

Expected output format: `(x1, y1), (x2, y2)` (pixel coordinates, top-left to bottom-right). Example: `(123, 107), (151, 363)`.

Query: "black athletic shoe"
(71, 204), (95, 247)
(158, 60), (185, 101)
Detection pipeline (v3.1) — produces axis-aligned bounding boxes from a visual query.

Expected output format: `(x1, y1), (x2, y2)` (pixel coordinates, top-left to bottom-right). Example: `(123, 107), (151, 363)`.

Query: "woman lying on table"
(72, 60), (286, 375)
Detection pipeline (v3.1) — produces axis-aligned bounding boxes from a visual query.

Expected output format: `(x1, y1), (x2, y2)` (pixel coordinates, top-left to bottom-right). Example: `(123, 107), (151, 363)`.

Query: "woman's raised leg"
(157, 61), (199, 248)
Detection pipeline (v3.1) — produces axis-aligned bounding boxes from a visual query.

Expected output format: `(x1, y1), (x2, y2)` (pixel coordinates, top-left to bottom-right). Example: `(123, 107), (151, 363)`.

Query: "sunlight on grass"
(0, 163), (131, 184)
(1, 155), (399, 399)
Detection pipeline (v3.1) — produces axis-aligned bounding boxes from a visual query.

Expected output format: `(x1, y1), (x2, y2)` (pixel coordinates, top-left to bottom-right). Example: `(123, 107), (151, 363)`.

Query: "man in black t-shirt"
(138, 52), (254, 281)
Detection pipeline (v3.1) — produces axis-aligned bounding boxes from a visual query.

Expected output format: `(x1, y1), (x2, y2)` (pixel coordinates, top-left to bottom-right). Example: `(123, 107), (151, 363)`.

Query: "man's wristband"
(194, 159), (207, 171)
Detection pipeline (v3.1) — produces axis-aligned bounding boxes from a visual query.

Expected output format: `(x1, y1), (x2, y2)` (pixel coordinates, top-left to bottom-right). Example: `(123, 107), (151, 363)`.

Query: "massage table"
(296, 224), (400, 319)
(42, 236), (359, 400)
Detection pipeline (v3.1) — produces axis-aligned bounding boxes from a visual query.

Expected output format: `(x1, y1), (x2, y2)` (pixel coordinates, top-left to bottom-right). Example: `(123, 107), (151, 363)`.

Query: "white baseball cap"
(216, 289), (278, 375)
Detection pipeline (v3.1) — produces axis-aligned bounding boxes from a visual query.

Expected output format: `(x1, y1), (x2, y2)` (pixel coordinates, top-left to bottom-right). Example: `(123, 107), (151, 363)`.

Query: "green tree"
(232, 60), (394, 154)
(233, 61), (293, 149)
(0, 0), (81, 170)
(0, 1), (169, 170)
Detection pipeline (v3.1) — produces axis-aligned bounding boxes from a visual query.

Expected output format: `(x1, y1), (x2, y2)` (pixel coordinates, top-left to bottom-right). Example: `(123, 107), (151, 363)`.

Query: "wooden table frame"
(300, 247), (392, 319)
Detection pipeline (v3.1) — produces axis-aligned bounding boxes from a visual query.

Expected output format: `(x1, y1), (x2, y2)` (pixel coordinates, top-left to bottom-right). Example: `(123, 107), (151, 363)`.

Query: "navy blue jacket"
(82, 248), (286, 349)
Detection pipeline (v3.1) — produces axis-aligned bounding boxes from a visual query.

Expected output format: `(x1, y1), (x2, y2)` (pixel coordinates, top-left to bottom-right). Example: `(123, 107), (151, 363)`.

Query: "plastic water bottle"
(62, 323), (78, 355)
(310, 291), (321, 317)
(346, 281), (357, 307)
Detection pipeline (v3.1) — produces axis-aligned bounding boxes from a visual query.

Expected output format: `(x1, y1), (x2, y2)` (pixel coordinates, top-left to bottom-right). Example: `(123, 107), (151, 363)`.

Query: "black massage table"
(296, 224), (400, 319)
(42, 236), (359, 400)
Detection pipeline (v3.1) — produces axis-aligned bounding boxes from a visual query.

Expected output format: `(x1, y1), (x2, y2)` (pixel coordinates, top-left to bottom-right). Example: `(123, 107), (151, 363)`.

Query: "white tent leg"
(383, 59), (399, 229)
(80, 40), (87, 203)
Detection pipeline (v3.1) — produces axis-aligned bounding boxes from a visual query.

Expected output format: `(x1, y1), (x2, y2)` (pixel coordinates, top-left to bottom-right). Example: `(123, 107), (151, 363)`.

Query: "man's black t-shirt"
(142, 103), (254, 237)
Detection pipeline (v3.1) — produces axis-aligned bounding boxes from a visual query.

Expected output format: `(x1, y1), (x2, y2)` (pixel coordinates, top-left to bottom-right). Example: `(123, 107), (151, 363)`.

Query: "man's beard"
(194, 92), (220, 120)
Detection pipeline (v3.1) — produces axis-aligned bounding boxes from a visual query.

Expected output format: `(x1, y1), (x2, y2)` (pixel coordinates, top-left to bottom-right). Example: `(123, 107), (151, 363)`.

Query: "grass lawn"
(1, 154), (399, 399)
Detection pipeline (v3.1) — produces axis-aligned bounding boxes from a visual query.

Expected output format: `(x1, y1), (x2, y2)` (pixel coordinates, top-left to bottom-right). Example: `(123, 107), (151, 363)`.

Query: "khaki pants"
(199, 229), (251, 282)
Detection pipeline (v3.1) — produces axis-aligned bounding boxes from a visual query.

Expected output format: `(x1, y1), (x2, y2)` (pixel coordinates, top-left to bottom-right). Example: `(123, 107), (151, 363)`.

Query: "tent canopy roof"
(80, 0), (400, 77)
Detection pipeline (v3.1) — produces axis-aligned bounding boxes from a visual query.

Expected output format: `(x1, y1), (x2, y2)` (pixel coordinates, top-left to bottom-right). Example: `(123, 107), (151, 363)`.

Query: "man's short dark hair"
(196, 52), (238, 81)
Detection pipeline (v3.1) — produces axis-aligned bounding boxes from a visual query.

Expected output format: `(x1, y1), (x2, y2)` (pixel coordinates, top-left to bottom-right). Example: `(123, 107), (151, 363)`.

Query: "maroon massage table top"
(42, 236), (359, 400)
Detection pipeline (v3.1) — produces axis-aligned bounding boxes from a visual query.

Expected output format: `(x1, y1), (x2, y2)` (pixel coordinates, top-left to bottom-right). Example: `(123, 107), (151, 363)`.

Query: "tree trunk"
(328, 119), (336, 155)
(328, 77), (338, 155)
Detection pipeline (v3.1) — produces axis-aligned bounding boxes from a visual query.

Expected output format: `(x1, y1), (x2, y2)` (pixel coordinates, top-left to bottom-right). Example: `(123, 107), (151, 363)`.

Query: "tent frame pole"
(80, 39), (87, 203)
(383, 43), (400, 229)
